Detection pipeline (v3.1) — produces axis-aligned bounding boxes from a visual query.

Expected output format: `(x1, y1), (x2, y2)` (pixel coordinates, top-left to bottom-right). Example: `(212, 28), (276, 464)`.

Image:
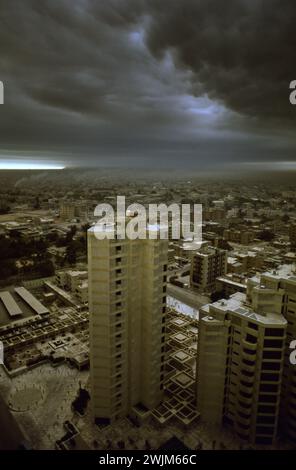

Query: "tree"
(282, 214), (290, 223)
(37, 260), (55, 277)
(70, 225), (77, 237)
(34, 196), (40, 209)
(0, 204), (10, 214)
(211, 291), (224, 302)
(218, 239), (233, 251)
(0, 259), (17, 279)
(82, 223), (91, 233)
(65, 244), (77, 265)
(258, 230), (275, 242)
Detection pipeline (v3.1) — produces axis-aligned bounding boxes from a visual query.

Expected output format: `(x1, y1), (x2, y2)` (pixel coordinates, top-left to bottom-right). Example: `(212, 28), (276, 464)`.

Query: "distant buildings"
(56, 269), (88, 304)
(216, 273), (247, 298)
(59, 202), (76, 221)
(289, 223), (296, 249)
(223, 228), (255, 245)
(59, 201), (88, 221)
(170, 239), (206, 265)
(88, 222), (168, 424)
(190, 247), (227, 294)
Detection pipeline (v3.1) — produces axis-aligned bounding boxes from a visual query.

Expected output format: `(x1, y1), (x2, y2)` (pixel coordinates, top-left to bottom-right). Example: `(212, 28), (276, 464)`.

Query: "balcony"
(242, 339), (257, 350)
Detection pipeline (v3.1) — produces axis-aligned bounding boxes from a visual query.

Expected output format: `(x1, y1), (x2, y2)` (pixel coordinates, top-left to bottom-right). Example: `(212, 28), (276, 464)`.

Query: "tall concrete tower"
(88, 223), (168, 424)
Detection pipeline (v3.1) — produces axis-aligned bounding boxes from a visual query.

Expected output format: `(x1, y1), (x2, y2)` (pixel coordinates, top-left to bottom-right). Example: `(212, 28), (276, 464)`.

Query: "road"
(167, 284), (210, 309)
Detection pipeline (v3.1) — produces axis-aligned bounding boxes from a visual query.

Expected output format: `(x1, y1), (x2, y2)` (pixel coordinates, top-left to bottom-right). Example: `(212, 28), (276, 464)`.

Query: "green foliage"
(0, 259), (17, 279)
(257, 229), (275, 241)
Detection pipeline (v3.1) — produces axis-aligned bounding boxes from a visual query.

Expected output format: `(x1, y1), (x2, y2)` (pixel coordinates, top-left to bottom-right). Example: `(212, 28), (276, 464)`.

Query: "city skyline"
(0, 0), (296, 458)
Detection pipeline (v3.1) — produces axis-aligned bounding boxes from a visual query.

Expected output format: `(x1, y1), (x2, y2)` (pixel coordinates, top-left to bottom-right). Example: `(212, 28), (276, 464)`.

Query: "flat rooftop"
(0, 287), (48, 327)
(0, 292), (22, 317)
(14, 287), (49, 315)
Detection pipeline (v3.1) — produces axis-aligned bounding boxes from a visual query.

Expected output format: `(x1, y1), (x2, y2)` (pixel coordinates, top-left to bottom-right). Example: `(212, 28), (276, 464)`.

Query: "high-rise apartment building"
(197, 264), (296, 445)
(190, 247), (227, 293)
(88, 223), (168, 425)
(197, 293), (287, 446)
(248, 266), (296, 442)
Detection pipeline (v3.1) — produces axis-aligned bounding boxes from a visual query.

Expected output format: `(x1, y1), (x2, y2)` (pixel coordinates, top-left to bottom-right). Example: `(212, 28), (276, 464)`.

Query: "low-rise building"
(191, 247), (227, 294)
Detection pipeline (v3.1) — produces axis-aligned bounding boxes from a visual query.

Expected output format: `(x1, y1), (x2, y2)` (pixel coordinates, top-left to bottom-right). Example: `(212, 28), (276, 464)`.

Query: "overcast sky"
(0, 0), (295, 170)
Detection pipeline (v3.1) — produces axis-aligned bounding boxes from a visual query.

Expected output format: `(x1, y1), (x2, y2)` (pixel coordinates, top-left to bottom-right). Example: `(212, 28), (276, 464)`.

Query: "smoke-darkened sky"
(0, 0), (295, 169)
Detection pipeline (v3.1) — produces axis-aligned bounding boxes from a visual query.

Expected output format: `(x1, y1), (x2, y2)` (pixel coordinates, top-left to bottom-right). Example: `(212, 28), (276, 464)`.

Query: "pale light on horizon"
(0, 160), (65, 170)
(241, 161), (296, 171)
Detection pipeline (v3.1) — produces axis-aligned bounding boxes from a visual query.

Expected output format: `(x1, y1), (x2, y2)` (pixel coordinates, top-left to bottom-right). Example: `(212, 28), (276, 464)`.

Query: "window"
(265, 328), (284, 337)
(244, 348), (256, 356)
(257, 404), (276, 413)
(248, 322), (258, 331)
(262, 350), (282, 360)
(260, 383), (278, 393)
(262, 362), (281, 371)
(242, 369), (254, 378)
(257, 415), (275, 425)
(260, 373), (279, 382)
(237, 411), (251, 419)
(246, 333), (257, 344)
(256, 426), (274, 436)
(259, 394), (277, 404)
(238, 400), (251, 409)
(237, 421), (250, 430)
(264, 339), (283, 348)
(240, 380), (252, 388)
(242, 358), (255, 367)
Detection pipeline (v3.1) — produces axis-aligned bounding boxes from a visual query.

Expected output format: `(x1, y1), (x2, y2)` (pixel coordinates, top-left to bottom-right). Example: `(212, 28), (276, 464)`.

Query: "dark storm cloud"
(144, 0), (296, 122)
(0, 0), (295, 168)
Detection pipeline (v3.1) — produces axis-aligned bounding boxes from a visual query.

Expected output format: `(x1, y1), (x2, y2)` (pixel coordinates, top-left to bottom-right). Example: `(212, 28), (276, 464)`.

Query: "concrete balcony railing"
(242, 339), (257, 351)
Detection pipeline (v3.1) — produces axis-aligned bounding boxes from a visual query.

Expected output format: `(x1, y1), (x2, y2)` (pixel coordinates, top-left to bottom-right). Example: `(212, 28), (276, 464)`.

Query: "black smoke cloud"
(0, 0), (295, 169)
